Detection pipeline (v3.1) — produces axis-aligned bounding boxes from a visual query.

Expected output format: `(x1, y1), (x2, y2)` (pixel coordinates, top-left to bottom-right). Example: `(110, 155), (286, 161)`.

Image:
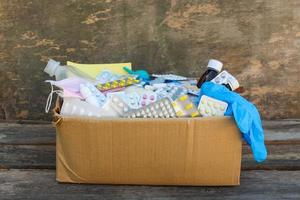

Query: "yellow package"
(67, 61), (132, 78)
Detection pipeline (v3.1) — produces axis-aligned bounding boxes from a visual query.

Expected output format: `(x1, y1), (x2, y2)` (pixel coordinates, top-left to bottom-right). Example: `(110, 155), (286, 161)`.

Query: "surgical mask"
(45, 77), (89, 113)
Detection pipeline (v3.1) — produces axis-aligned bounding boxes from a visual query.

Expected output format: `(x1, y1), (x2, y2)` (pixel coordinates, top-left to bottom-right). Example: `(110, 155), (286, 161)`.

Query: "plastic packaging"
(44, 59), (95, 82)
(60, 97), (118, 118)
(152, 74), (187, 81)
(211, 70), (240, 91)
(172, 95), (199, 118)
(197, 59), (223, 88)
(79, 83), (106, 107)
(198, 95), (228, 117)
(97, 76), (140, 92)
(125, 98), (176, 118)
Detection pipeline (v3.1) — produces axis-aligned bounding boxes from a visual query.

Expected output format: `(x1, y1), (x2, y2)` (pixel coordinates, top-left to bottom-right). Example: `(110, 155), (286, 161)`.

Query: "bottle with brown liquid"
(196, 59), (223, 88)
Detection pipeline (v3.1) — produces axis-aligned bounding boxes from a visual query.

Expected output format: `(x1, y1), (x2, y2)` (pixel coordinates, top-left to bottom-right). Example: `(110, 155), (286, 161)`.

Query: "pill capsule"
(185, 103), (193, 110)
(205, 108), (210, 114)
(179, 95), (188, 101)
(213, 103), (218, 109)
(212, 110), (216, 116)
(112, 97), (118, 102)
(176, 111), (183, 117)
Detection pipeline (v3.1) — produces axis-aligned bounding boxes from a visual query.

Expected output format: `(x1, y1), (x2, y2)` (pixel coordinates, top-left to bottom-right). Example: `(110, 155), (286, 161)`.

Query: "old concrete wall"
(0, 0), (299, 120)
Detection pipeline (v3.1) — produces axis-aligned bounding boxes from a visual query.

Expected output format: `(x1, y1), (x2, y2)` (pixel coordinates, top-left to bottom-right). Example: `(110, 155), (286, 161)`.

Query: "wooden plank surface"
(0, 123), (55, 145)
(0, 120), (299, 145)
(0, 170), (299, 200)
(1, 144), (299, 170)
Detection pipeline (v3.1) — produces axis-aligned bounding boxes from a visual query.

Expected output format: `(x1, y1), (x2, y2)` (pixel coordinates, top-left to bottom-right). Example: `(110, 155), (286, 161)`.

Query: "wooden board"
(1, 144), (299, 170)
(0, 120), (299, 145)
(0, 170), (299, 199)
(0, 123), (55, 145)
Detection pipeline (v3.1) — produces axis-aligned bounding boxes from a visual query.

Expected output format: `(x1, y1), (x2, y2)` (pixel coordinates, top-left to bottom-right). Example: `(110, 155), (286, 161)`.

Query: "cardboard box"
(53, 102), (242, 186)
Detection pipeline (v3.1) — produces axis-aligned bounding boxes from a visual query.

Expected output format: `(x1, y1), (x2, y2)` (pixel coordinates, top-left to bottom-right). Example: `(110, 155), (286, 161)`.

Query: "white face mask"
(45, 77), (89, 113)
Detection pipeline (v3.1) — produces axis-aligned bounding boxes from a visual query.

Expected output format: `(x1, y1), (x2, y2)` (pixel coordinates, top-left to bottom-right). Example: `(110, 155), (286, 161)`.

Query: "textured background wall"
(0, 0), (299, 121)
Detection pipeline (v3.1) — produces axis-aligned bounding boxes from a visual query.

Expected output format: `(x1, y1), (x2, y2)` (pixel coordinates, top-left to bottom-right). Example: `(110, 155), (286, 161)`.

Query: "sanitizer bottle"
(44, 59), (95, 82)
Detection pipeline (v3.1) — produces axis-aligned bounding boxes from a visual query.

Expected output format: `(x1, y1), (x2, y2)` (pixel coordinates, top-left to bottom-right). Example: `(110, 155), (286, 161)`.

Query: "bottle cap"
(207, 59), (223, 72)
(44, 59), (60, 77)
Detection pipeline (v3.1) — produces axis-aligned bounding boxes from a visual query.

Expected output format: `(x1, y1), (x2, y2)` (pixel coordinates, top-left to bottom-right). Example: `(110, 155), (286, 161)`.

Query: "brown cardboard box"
(54, 102), (242, 186)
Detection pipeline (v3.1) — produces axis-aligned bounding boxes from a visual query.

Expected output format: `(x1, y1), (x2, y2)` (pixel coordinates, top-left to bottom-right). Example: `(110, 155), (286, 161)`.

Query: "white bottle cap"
(207, 59), (223, 72)
(44, 59), (60, 77)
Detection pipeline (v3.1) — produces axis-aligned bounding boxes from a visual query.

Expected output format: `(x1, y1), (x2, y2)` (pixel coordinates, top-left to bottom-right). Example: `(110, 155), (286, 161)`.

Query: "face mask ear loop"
(45, 83), (63, 113)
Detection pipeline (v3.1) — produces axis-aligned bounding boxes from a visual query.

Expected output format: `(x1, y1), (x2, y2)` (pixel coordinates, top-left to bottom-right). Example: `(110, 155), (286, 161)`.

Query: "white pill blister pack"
(124, 98), (176, 118)
(167, 85), (187, 101)
(152, 74), (187, 81)
(211, 70), (239, 91)
(197, 95), (228, 117)
(107, 95), (131, 116)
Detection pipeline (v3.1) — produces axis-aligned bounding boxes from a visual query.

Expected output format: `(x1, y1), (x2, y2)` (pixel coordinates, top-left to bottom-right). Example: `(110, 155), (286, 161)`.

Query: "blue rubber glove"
(198, 82), (267, 162)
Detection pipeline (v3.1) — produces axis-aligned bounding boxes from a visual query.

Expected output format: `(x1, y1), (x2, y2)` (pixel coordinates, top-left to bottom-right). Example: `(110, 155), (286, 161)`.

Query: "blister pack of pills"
(139, 91), (157, 107)
(166, 85), (187, 100)
(172, 95), (200, 118)
(211, 70), (239, 91)
(97, 76), (140, 92)
(107, 91), (140, 109)
(80, 83), (107, 107)
(61, 98), (118, 118)
(197, 95), (228, 117)
(152, 74), (187, 81)
(107, 95), (131, 116)
(124, 98), (176, 118)
(96, 70), (119, 84)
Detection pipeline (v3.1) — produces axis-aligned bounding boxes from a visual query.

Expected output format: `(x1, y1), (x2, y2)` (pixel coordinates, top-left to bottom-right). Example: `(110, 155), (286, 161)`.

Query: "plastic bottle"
(196, 59), (223, 88)
(44, 59), (96, 82)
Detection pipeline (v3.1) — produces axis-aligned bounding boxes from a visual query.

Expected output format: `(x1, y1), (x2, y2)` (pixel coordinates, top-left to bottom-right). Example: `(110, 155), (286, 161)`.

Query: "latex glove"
(199, 82), (267, 162)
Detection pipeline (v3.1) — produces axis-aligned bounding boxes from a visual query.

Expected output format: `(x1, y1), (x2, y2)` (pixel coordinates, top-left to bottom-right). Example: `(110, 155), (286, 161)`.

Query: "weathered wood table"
(0, 120), (299, 199)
